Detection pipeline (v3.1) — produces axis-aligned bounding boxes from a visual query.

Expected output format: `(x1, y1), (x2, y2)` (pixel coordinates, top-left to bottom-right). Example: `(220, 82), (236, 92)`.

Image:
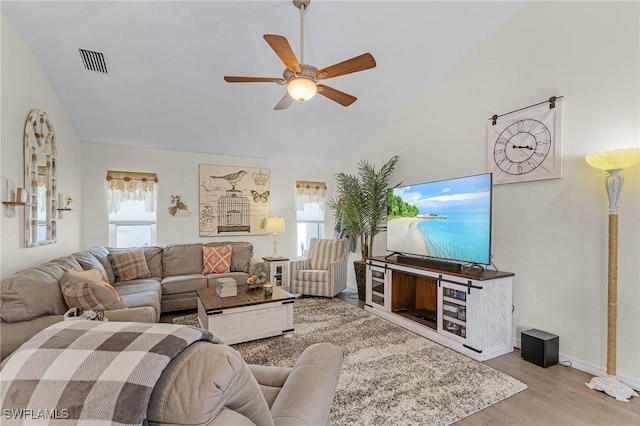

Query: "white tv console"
(365, 256), (515, 361)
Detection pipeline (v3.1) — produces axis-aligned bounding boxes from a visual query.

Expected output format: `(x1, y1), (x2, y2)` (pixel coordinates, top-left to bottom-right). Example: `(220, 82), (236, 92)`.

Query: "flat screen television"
(386, 172), (492, 266)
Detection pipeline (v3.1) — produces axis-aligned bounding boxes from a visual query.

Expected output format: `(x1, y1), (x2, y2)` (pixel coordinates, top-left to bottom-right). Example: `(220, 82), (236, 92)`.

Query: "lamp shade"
(585, 148), (640, 171)
(264, 217), (286, 234)
(287, 77), (317, 102)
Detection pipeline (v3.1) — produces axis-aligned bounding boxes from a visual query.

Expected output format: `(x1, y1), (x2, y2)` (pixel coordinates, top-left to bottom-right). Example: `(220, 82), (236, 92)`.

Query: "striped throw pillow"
(108, 248), (151, 281)
(203, 245), (232, 274)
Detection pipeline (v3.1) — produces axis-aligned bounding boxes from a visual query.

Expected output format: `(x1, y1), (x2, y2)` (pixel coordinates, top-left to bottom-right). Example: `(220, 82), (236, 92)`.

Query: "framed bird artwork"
(199, 164), (271, 236)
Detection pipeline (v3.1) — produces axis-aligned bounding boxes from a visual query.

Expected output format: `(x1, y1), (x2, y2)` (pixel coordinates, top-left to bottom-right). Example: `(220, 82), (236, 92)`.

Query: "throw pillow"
(108, 248), (152, 281)
(67, 267), (127, 308)
(203, 245), (232, 274)
(60, 269), (127, 311)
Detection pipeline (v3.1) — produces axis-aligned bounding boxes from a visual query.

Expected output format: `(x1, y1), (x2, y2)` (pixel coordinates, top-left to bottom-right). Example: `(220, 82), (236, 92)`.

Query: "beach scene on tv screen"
(387, 174), (491, 264)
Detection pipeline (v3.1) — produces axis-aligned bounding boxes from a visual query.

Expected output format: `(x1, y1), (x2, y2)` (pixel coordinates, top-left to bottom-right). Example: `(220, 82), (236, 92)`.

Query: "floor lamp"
(584, 147), (640, 401)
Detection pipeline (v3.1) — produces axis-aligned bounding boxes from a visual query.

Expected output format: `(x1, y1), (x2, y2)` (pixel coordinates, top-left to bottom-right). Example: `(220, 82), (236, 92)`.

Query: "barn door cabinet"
(364, 256), (515, 361)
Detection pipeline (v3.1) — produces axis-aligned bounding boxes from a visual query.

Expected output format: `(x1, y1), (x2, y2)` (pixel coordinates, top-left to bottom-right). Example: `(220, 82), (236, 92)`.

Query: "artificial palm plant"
(328, 155), (399, 299)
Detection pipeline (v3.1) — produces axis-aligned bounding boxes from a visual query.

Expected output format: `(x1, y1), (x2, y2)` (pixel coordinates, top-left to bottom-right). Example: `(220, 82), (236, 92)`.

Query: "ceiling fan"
(223, 0), (376, 110)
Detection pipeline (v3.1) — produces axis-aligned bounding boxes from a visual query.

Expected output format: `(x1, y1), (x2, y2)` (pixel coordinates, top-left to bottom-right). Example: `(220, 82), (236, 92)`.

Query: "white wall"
(0, 15), (83, 277)
(81, 142), (332, 260)
(337, 2), (639, 386)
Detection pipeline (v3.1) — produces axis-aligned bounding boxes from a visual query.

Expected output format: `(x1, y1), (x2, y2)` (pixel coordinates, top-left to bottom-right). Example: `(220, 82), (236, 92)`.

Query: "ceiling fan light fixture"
(287, 77), (317, 102)
(224, 0), (376, 109)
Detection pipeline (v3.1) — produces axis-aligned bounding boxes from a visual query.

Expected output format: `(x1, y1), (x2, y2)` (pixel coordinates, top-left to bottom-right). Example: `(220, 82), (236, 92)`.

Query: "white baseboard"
(512, 338), (640, 391)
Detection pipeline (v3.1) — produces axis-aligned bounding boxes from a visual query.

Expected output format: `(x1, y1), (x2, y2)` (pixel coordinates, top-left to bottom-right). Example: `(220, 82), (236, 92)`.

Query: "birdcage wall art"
(217, 190), (250, 233)
(199, 164), (270, 236)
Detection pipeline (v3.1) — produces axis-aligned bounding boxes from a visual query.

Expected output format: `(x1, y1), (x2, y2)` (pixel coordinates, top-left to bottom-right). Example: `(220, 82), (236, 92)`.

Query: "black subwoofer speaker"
(521, 329), (559, 368)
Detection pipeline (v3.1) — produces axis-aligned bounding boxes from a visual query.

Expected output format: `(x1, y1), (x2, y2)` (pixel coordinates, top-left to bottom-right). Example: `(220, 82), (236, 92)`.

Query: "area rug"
(173, 298), (527, 425)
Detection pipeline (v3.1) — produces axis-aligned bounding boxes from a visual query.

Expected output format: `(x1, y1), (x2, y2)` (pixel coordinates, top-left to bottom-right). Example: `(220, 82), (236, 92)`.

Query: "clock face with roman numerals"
(487, 98), (563, 185)
(493, 119), (552, 175)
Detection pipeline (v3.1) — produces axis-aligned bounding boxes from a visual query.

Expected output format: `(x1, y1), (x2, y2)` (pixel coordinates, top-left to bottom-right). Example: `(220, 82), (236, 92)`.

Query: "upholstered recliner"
(147, 341), (343, 426)
(289, 238), (349, 297)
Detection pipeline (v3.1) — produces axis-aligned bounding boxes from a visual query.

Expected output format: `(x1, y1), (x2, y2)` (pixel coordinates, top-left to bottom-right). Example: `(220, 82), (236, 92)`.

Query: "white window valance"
(296, 180), (327, 212)
(106, 170), (158, 213)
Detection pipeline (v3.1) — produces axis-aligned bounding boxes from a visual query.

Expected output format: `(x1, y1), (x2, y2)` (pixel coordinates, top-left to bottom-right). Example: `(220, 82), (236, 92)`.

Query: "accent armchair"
(289, 238), (349, 297)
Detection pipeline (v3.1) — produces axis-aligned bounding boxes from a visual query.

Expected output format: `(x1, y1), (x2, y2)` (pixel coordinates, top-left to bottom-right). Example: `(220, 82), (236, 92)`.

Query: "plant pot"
(354, 260), (367, 301)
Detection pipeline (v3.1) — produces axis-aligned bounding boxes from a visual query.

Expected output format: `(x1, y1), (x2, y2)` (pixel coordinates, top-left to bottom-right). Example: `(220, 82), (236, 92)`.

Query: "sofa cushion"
(142, 246), (163, 277)
(114, 281), (162, 321)
(0, 264), (68, 323)
(295, 270), (329, 283)
(113, 280), (161, 295)
(49, 256), (83, 270)
(60, 270), (127, 311)
(108, 248), (152, 281)
(203, 245), (232, 274)
(161, 275), (207, 295)
(85, 246), (116, 284)
(163, 244), (203, 276)
(118, 291), (161, 320)
(205, 242), (253, 273)
(73, 251), (111, 281)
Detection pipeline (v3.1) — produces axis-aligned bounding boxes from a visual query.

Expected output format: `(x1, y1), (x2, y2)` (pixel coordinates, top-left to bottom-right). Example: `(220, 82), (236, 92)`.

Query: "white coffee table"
(196, 285), (295, 345)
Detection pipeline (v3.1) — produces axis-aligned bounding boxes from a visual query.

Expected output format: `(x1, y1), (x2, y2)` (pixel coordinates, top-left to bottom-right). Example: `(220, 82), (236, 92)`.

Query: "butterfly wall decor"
(251, 190), (270, 203)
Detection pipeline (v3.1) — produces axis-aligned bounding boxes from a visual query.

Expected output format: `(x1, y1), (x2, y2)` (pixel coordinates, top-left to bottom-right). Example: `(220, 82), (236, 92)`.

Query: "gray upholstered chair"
(289, 238), (349, 297)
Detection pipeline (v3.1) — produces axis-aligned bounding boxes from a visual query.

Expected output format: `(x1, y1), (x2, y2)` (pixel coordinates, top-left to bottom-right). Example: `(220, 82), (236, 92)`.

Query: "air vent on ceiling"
(79, 48), (108, 74)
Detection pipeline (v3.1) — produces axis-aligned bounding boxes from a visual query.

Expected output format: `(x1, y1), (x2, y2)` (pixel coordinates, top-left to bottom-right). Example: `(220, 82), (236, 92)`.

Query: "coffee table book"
(197, 286), (295, 345)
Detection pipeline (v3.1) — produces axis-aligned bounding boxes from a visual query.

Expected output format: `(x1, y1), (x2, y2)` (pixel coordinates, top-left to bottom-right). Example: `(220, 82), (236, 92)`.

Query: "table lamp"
(584, 147), (639, 401)
(264, 217), (286, 258)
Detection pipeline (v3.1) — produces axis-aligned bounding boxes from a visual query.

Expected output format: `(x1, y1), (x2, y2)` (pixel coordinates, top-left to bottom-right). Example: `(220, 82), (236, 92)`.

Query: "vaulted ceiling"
(2, 1), (526, 163)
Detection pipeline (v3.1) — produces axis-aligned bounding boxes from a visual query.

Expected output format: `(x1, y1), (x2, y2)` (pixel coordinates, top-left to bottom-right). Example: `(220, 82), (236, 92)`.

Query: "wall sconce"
(2, 179), (28, 218)
(57, 193), (74, 219)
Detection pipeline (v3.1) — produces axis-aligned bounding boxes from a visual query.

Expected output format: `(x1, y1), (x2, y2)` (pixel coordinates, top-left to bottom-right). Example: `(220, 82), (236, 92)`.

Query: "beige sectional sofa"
(1, 242), (344, 426)
(0, 241), (266, 360)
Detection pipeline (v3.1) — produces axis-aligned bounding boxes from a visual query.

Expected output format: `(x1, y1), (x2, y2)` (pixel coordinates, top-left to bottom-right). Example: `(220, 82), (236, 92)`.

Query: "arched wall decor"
(24, 109), (57, 247)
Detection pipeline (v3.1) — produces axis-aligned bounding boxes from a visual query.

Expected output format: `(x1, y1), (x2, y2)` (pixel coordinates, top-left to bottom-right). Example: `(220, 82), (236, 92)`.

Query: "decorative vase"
(354, 260), (367, 301)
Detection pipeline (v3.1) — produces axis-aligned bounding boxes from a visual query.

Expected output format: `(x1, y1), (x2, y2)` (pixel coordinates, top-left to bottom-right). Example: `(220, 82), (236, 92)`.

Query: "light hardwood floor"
(334, 290), (640, 426)
(164, 291), (639, 425)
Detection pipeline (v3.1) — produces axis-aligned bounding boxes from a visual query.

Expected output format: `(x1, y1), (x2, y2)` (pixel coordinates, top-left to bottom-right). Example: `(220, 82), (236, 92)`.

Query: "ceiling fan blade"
(316, 53), (376, 80)
(263, 34), (301, 73)
(224, 76), (286, 83)
(274, 94), (294, 110)
(317, 84), (357, 107)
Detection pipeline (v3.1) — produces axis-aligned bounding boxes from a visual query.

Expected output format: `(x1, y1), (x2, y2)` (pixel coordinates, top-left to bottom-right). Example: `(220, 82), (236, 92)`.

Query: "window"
(297, 202), (325, 257)
(109, 200), (156, 247)
(295, 180), (327, 257)
(106, 170), (158, 247)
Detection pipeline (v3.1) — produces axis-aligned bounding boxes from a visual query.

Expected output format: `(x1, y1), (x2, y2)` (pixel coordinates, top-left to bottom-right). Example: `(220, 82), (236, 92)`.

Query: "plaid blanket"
(0, 321), (219, 425)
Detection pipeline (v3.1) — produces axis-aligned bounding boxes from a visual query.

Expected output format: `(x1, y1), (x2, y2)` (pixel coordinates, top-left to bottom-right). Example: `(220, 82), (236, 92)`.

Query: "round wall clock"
(493, 119), (551, 175)
(488, 99), (563, 185)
